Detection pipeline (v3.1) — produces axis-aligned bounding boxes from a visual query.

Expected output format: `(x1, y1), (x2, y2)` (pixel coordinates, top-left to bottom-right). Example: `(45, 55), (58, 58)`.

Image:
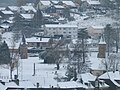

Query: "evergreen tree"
(33, 5), (43, 28)
(78, 28), (89, 63)
(104, 24), (116, 56)
(0, 41), (11, 64)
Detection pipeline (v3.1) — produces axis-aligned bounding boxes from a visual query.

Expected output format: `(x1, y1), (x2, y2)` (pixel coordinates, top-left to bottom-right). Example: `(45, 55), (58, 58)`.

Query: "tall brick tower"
(98, 35), (106, 58)
(19, 35), (28, 59)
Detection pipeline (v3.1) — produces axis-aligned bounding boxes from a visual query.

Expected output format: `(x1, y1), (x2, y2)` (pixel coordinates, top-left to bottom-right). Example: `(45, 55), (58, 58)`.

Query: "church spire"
(22, 34), (26, 45)
(99, 34), (106, 45)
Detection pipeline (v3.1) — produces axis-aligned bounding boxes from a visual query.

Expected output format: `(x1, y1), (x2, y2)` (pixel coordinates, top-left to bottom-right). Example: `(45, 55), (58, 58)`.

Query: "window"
(63, 28), (66, 30)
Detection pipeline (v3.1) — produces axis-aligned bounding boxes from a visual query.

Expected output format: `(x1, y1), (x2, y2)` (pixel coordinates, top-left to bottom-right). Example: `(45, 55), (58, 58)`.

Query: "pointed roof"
(22, 34), (26, 44)
(99, 35), (106, 44)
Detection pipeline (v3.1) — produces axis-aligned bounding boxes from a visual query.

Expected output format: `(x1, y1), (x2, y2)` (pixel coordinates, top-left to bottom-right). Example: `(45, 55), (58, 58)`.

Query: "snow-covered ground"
(68, 14), (118, 28)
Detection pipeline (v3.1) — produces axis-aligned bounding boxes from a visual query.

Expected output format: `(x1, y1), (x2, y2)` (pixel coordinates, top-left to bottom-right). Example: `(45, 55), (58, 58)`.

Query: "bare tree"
(9, 33), (21, 79)
(104, 53), (120, 72)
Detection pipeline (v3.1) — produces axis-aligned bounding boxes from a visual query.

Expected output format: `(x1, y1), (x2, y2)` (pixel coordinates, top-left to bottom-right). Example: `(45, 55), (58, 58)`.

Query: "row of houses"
(1, 70), (120, 90)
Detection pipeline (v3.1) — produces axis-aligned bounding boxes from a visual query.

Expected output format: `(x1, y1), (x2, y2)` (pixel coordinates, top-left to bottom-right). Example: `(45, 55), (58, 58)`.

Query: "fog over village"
(0, 0), (120, 90)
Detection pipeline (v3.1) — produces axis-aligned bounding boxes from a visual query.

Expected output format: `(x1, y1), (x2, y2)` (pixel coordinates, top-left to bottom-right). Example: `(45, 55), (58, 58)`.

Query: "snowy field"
(68, 14), (118, 28)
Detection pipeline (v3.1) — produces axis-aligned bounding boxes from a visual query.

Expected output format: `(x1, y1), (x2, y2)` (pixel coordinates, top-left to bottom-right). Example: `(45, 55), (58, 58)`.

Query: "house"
(62, 1), (76, 7)
(6, 6), (19, 13)
(0, 24), (11, 32)
(99, 71), (120, 90)
(46, 5), (65, 15)
(44, 24), (78, 39)
(38, 0), (52, 11)
(80, 73), (109, 90)
(88, 25), (105, 38)
(86, 0), (101, 6)
(0, 10), (14, 19)
(18, 13), (34, 27)
(18, 5), (36, 14)
(20, 13), (34, 20)
(26, 37), (51, 50)
(81, 0), (101, 10)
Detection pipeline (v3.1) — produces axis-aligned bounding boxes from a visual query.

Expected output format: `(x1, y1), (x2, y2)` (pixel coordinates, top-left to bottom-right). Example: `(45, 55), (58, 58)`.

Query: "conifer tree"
(0, 41), (11, 64)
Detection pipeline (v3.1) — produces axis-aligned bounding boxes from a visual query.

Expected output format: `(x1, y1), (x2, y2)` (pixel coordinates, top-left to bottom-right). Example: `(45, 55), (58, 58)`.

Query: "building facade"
(44, 24), (78, 39)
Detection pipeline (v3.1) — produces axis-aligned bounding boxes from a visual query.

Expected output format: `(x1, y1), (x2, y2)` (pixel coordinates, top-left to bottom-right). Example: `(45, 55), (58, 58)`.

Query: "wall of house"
(27, 42), (49, 49)
(44, 26), (78, 39)
(87, 26), (104, 38)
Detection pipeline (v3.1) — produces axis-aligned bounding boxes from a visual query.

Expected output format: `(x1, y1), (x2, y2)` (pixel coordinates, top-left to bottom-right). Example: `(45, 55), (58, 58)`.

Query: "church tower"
(98, 35), (106, 58)
(19, 35), (28, 59)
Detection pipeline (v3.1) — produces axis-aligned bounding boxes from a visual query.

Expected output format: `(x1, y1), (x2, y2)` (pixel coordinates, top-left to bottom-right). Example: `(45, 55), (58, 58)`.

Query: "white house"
(44, 24), (78, 39)
(26, 37), (50, 49)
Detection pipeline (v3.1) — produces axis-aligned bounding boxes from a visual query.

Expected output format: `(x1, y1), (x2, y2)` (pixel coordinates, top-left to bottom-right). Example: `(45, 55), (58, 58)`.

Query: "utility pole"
(33, 63), (36, 76)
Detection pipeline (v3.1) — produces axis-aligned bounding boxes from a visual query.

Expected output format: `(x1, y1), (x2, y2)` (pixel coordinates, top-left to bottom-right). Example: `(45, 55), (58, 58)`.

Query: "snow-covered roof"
(91, 25), (105, 29)
(40, 0), (52, 6)
(26, 37), (50, 43)
(63, 1), (76, 7)
(58, 81), (84, 88)
(54, 5), (65, 9)
(1, 11), (14, 15)
(45, 24), (78, 28)
(0, 7), (6, 11)
(87, 0), (100, 5)
(99, 71), (120, 87)
(99, 71), (120, 80)
(21, 6), (36, 13)
(0, 15), (2, 18)
(0, 83), (6, 90)
(51, 0), (59, 4)
(81, 73), (96, 83)
(20, 14), (34, 19)
(2, 20), (14, 24)
(9, 17), (14, 20)
(0, 24), (10, 29)
(7, 6), (19, 11)
(58, 17), (65, 21)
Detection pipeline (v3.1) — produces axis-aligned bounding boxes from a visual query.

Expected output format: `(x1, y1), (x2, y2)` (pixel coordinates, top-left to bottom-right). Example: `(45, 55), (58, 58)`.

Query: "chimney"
(98, 35), (106, 58)
(40, 37), (42, 41)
